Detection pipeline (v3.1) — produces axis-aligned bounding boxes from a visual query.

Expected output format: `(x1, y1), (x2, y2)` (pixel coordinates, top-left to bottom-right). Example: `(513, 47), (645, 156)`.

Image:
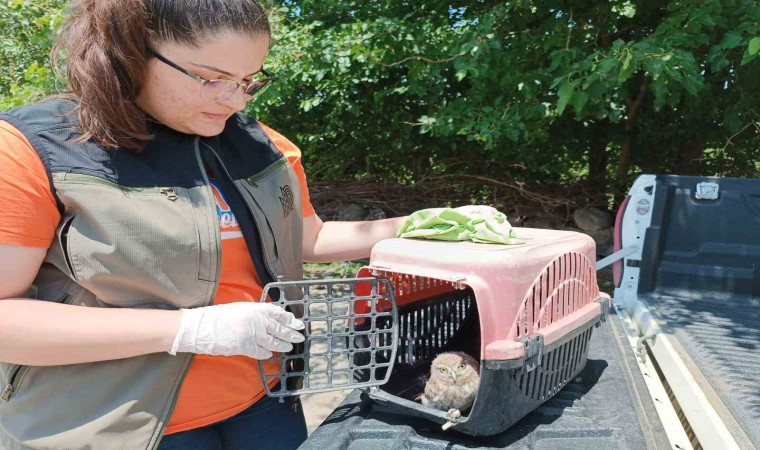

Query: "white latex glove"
(169, 302), (305, 359)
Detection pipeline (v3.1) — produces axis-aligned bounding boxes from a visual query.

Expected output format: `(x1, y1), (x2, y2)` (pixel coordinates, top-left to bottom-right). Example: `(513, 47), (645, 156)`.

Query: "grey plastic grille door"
(257, 277), (399, 397)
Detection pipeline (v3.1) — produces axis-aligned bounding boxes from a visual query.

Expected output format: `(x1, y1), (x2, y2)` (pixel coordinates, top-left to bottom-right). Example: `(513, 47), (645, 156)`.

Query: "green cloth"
(396, 205), (518, 244)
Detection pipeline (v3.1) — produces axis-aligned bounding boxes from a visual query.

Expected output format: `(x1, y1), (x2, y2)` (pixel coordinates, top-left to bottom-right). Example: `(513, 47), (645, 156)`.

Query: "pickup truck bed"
(628, 174), (760, 448)
(300, 305), (670, 449)
(642, 290), (760, 445)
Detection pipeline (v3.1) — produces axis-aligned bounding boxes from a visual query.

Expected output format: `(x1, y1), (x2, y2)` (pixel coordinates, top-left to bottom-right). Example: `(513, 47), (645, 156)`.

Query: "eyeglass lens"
(202, 75), (270, 101)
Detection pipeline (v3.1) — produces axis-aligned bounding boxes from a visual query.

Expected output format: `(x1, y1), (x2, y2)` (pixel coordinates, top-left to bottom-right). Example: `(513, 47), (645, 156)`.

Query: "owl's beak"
(451, 373), (457, 381)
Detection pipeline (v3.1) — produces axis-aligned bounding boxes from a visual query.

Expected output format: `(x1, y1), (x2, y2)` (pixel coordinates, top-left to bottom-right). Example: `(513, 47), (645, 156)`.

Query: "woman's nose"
(218, 87), (249, 112)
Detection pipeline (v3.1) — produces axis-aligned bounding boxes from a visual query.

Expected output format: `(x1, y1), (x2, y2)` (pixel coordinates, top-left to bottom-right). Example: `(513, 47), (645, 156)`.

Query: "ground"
(300, 262), (363, 434)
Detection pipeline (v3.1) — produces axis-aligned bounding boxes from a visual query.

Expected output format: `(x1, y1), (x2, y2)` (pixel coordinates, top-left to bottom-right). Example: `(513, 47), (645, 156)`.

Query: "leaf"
(651, 82), (668, 111)
(681, 75), (702, 96)
(572, 91), (589, 116)
(748, 37), (760, 56)
(621, 51), (632, 73)
(740, 48), (755, 66)
(556, 81), (575, 115)
(586, 79), (607, 98)
(612, 2), (637, 19)
(723, 108), (742, 132)
(643, 59), (665, 80)
(597, 58), (619, 76)
(720, 31), (743, 49)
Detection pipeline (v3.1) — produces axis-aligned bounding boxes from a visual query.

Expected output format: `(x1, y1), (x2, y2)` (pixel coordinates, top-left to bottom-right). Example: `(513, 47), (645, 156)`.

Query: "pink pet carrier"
(258, 228), (609, 436)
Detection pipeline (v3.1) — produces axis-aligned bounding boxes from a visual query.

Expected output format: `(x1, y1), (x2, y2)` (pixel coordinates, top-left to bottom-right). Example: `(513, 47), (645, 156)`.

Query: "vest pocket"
(53, 176), (213, 308)
(59, 215), (78, 280)
(236, 180), (281, 264)
(1, 292), (72, 402)
(1, 365), (28, 402)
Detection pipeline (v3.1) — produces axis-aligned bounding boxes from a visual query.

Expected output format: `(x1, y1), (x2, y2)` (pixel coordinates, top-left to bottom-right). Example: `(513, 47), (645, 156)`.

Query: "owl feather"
(419, 351), (480, 412)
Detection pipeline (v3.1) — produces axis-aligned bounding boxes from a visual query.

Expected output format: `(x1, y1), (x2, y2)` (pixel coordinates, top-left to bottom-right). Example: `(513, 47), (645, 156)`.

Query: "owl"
(419, 351), (480, 414)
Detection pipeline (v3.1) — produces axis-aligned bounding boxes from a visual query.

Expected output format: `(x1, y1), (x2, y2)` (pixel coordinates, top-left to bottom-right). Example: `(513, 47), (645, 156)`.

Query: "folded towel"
(397, 205), (518, 244)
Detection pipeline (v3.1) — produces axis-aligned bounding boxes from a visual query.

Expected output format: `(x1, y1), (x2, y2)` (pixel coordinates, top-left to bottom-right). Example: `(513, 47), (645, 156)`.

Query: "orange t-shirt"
(0, 120), (315, 434)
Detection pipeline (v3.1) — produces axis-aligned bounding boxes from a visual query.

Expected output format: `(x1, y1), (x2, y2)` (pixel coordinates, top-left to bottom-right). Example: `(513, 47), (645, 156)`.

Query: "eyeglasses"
(146, 49), (273, 101)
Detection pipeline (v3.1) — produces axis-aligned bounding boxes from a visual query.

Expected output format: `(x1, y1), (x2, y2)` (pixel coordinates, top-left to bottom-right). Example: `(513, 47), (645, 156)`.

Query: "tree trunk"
(676, 139), (706, 175)
(588, 120), (609, 187)
(616, 76), (650, 202)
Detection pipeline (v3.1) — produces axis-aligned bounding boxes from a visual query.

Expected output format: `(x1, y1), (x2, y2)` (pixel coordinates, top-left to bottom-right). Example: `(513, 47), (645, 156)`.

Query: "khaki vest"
(0, 98), (304, 450)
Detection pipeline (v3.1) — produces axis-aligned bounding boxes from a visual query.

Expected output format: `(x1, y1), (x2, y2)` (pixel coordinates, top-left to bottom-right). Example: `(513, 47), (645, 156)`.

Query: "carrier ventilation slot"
(512, 252), (599, 338)
(514, 327), (593, 401)
(359, 268), (462, 307)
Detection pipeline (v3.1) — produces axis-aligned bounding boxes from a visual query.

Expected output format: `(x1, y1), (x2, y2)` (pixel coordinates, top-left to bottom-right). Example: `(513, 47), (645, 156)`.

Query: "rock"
(511, 206), (564, 229)
(336, 203), (388, 221)
(336, 203), (369, 221)
(365, 207), (387, 220)
(573, 206), (612, 232)
(522, 216), (559, 230)
(586, 227), (613, 256)
(513, 206), (546, 218)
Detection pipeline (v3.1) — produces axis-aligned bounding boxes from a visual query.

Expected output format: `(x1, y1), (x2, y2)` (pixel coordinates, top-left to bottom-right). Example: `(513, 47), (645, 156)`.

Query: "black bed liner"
(300, 306), (669, 449)
(636, 175), (760, 447)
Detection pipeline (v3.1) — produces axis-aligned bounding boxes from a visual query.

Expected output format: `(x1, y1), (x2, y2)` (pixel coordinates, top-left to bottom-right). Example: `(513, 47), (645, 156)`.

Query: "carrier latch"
(595, 297), (611, 327)
(520, 334), (544, 373)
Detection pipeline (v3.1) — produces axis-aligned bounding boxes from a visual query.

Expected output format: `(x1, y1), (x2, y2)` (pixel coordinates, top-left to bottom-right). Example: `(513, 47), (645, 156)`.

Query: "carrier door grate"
(257, 277), (398, 397)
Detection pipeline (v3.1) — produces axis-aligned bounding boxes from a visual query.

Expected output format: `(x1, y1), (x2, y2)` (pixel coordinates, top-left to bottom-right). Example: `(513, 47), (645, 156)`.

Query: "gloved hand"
(169, 302), (306, 359)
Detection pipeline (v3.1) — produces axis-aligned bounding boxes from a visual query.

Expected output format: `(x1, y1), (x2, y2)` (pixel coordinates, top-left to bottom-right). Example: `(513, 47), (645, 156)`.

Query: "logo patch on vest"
(208, 179), (242, 240)
(279, 185), (295, 217)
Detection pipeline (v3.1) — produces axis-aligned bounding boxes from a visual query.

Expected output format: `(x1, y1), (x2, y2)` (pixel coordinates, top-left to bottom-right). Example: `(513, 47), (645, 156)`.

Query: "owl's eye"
(439, 367), (447, 374)
(458, 363), (467, 370)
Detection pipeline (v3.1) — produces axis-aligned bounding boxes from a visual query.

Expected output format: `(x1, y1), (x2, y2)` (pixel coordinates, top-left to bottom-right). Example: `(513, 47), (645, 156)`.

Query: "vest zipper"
(1, 366), (27, 402)
(2, 293), (72, 402)
(1, 382), (14, 402)
(194, 136), (222, 298)
(62, 173), (177, 201)
(1, 384), (13, 402)
(150, 137), (221, 450)
(245, 158), (288, 185)
(61, 173), (174, 194)
(159, 187), (178, 201)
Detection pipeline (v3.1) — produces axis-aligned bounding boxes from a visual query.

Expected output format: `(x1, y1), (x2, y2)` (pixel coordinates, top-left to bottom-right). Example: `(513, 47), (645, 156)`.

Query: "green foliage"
(253, 0), (760, 193)
(2, 1), (760, 202)
(0, 0), (66, 110)
(303, 260), (366, 279)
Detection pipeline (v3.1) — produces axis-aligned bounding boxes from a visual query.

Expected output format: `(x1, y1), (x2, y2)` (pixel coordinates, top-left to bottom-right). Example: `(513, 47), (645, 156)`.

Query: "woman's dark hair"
(53, 0), (271, 149)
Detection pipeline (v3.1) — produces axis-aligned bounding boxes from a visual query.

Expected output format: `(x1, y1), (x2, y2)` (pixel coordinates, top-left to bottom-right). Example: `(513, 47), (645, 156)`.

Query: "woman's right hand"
(169, 302), (306, 359)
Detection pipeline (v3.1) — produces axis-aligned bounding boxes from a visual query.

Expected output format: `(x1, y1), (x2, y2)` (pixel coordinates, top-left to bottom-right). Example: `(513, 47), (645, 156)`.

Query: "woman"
(0, 1), (405, 449)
